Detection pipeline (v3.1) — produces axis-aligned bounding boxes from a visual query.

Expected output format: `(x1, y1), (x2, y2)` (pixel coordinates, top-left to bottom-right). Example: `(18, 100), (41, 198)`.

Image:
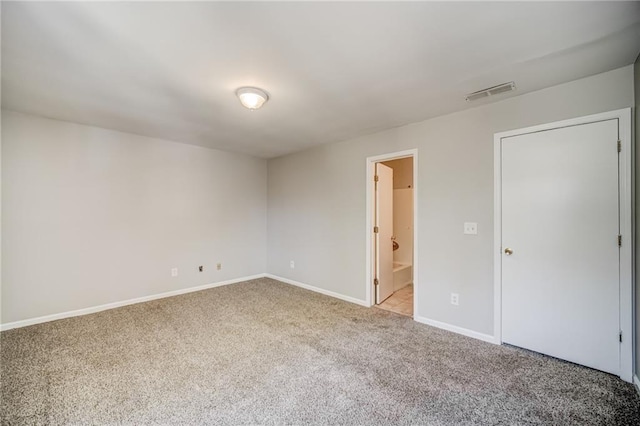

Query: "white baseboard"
(2, 273), (496, 351)
(265, 274), (369, 307)
(0, 274), (267, 331)
(265, 275), (497, 346)
(634, 375), (640, 396)
(414, 315), (498, 344)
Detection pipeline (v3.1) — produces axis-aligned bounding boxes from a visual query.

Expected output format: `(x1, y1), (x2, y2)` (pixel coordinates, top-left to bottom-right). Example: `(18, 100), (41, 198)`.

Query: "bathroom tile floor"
(377, 284), (413, 317)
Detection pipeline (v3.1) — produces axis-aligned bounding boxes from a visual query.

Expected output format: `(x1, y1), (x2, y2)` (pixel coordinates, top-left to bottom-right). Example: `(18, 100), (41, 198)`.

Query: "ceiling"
(2, 2), (639, 158)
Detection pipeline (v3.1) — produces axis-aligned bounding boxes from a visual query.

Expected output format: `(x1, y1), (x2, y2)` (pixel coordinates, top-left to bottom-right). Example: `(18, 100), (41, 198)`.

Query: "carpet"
(2, 278), (639, 425)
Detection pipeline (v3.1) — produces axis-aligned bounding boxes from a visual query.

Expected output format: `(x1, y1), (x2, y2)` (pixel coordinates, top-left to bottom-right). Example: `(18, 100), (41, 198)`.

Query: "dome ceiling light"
(236, 87), (269, 110)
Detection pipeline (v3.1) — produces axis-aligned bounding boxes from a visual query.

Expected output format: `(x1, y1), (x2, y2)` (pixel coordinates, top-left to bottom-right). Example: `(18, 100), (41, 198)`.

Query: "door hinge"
(374, 175), (379, 182)
(617, 140), (621, 153)
(374, 226), (379, 233)
(619, 331), (623, 343)
(374, 278), (379, 286)
(618, 235), (622, 247)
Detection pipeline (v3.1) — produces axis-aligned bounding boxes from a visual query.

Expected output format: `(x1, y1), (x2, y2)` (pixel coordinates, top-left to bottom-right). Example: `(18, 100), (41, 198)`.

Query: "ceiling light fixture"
(236, 87), (269, 110)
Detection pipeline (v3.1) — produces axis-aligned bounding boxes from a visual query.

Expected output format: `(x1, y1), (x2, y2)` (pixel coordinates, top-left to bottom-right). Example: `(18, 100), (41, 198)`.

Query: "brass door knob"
(504, 248), (513, 256)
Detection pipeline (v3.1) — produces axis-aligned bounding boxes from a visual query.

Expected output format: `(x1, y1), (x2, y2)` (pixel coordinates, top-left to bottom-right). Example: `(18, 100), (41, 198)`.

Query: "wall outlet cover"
(451, 293), (459, 306)
(463, 222), (478, 235)
(290, 260), (295, 269)
(171, 268), (178, 277)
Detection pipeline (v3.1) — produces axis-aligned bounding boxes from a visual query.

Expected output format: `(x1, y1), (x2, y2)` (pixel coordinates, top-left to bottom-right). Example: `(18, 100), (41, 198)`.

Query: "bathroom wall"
(383, 158), (413, 189)
(382, 158), (414, 267)
(393, 188), (413, 268)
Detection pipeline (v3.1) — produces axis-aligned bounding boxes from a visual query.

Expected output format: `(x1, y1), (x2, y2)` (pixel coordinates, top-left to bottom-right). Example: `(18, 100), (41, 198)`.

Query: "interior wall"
(384, 157), (414, 267)
(267, 65), (634, 336)
(383, 158), (413, 189)
(392, 188), (413, 267)
(1, 110), (268, 325)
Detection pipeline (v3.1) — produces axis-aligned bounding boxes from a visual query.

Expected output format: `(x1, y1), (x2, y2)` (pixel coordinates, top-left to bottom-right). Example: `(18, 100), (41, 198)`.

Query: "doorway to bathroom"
(365, 150), (417, 318)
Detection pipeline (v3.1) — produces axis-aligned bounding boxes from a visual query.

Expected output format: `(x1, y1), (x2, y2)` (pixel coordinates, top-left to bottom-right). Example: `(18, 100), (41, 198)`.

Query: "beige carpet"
(2, 278), (639, 425)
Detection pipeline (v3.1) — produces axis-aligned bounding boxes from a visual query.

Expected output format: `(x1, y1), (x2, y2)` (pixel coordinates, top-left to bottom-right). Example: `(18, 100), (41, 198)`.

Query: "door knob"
(504, 248), (513, 256)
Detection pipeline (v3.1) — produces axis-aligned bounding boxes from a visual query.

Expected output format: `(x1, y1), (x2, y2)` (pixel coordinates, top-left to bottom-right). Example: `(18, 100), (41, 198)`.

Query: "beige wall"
(382, 158), (414, 266)
(1, 111), (268, 324)
(267, 65), (635, 336)
(382, 158), (413, 189)
(392, 189), (413, 267)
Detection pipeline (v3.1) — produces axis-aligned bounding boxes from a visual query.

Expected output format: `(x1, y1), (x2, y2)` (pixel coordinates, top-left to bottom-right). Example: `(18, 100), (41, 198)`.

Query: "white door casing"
(365, 149), (418, 315)
(375, 163), (394, 303)
(494, 108), (633, 383)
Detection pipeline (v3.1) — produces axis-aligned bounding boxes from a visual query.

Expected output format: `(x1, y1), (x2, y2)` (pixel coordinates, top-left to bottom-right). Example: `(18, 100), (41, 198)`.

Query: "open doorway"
(366, 150), (416, 318)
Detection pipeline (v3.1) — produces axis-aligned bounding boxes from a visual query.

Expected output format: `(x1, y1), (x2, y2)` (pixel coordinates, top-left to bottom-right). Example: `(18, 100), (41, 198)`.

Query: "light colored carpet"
(2, 278), (639, 425)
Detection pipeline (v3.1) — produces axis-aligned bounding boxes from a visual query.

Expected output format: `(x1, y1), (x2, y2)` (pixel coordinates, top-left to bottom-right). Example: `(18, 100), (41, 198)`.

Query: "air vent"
(465, 82), (516, 102)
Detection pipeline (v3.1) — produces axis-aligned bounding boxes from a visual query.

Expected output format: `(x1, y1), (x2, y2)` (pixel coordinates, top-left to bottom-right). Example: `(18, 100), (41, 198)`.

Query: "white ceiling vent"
(465, 82), (516, 102)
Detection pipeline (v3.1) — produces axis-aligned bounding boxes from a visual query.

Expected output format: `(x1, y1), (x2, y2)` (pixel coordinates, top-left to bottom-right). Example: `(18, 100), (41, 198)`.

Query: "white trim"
(365, 149), (418, 315)
(265, 274), (369, 307)
(365, 149), (418, 165)
(493, 130), (503, 345)
(618, 108), (633, 384)
(412, 153), (419, 318)
(493, 108), (634, 383)
(634, 375), (640, 396)
(0, 274), (267, 331)
(414, 315), (498, 344)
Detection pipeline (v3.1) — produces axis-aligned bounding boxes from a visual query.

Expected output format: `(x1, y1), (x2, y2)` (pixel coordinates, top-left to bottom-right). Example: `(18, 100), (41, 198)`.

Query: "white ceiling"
(2, 2), (639, 158)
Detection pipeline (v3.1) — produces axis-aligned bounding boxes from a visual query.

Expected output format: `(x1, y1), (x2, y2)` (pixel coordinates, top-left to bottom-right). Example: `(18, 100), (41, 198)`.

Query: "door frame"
(493, 108), (633, 383)
(365, 149), (418, 317)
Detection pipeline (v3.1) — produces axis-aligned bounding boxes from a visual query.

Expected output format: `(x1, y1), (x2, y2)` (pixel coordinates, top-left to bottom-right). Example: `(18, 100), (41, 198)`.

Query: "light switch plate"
(463, 222), (478, 235)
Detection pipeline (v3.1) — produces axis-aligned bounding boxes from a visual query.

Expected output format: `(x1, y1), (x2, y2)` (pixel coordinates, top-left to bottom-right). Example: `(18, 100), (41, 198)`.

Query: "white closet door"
(501, 119), (619, 375)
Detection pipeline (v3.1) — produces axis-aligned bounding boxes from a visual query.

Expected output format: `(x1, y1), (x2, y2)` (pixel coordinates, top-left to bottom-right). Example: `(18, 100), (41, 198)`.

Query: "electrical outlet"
(463, 222), (478, 235)
(290, 260), (295, 269)
(171, 268), (178, 277)
(217, 263), (222, 271)
(198, 266), (203, 272)
(451, 293), (459, 306)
